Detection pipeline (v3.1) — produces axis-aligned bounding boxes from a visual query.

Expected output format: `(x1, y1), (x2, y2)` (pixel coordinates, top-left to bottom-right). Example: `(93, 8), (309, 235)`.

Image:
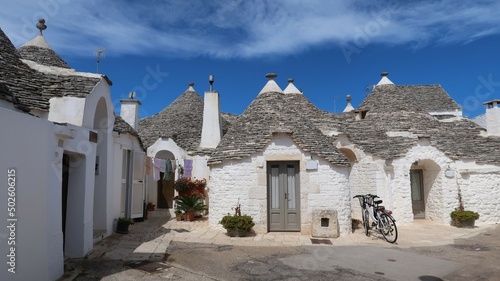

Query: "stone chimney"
(200, 74), (222, 148)
(484, 99), (500, 136)
(119, 92), (141, 130)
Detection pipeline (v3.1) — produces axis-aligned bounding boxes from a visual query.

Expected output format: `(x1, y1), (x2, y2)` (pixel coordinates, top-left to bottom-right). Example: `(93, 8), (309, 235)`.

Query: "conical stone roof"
(139, 86), (205, 151)
(208, 89), (349, 166)
(18, 19), (70, 69)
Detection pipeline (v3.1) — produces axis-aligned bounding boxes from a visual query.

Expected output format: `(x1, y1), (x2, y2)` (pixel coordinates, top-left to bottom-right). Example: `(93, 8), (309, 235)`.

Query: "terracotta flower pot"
(185, 212), (195, 221)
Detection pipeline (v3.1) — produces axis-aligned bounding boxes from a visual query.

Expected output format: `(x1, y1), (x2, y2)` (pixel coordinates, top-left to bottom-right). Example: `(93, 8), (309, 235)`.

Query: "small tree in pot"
(175, 194), (206, 221)
(220, 202), (255, 237)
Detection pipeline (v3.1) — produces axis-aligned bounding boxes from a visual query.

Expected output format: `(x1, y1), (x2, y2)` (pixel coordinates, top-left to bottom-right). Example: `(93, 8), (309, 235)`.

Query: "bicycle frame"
(353, 194), (398, 243)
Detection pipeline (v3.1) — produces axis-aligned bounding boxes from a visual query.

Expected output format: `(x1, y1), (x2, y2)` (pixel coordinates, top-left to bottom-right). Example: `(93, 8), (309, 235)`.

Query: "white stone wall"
(350, 141), (456, 225)
(344, 146), (389, 222)
(456, 167), (500, 225)
(209, 133), (351, 236)
(48, 96), (86, 126)
(391, 142), (455, 224)
(486, 104), (500, 136)
(0, 108), (63, 281)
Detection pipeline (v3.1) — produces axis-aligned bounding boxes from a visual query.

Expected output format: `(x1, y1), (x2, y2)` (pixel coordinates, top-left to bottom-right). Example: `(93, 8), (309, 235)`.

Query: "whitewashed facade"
(0, 22), (144, 280)
(209, 133), (351, 235)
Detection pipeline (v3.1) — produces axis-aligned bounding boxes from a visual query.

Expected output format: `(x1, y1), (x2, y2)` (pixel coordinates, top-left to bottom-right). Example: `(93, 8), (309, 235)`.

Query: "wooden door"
(410, 169), (425, 219)
(268, 162), (300, 231)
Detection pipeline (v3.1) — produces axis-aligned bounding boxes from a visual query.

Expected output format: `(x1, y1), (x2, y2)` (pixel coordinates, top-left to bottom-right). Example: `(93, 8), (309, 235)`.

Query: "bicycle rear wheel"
(364, 210), (370, 237)
(379, 213), (398, 243)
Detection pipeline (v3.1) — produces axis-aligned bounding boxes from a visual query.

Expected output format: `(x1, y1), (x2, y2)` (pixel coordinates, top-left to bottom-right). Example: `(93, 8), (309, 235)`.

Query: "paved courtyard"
(60, 215), (498, 280)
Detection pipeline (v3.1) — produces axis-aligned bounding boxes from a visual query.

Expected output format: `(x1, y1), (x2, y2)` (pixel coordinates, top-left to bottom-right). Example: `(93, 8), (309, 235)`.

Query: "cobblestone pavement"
(59, 215), (498, 280)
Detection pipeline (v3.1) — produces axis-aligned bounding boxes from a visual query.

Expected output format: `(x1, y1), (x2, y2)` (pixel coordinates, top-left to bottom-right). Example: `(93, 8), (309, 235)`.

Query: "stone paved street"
(60, 215), (499, 280)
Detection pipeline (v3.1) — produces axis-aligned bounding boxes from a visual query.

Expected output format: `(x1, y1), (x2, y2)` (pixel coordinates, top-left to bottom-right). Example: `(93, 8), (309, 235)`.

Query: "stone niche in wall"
(312, 209), (339, 238)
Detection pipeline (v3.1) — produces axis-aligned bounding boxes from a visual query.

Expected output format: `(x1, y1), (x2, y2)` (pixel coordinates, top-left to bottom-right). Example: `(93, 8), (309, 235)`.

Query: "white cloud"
(1, 0), (499, 58)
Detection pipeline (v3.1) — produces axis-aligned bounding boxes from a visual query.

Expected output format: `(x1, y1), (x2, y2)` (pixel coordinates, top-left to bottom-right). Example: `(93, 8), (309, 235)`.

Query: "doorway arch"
(155, 150), (176, 209)
(410, 159), (441, 220)
(93, 97), (110, 231)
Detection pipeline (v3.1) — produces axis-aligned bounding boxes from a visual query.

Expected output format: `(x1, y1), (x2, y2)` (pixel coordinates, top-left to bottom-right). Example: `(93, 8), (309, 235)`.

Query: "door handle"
(284, 193), (288, 200)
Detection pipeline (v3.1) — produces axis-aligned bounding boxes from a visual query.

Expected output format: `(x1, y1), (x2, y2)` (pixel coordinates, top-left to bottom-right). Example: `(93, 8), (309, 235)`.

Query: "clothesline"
(148, 157), (193, 181)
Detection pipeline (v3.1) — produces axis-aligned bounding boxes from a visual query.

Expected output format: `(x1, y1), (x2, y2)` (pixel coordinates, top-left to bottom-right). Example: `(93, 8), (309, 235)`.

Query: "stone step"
(148, 209), (172, 218)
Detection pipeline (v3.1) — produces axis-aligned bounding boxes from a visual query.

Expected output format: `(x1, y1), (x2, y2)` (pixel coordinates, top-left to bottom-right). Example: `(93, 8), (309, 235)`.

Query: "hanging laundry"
(171, 159), (177, 172)
(184, 159), (193, 177)
(153, 158), (166, 181)
(163, 159), (173, 180)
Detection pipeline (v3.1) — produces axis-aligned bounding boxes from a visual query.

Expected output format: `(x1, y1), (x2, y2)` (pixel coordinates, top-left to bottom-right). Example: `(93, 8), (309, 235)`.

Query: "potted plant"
(174, 208), (183, 221)
(219, 203), (255, 237)
(451, 187), (479, 228)
(174, 177), (207, 196)
(116, 217), (132, 234)
(174, 194), (206, 221)
(451, 209), (480, 227)
(147, 202), (156, 211)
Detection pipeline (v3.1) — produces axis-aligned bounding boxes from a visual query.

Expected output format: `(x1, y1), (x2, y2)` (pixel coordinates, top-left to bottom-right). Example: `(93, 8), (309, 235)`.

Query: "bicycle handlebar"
(353, 194), (379, 199)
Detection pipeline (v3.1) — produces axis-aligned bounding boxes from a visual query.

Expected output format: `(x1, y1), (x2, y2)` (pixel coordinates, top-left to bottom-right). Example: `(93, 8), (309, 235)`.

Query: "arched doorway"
(155, 150), (175, 209)
(410, 160), (441, 219)
(93, 97), (110, 231)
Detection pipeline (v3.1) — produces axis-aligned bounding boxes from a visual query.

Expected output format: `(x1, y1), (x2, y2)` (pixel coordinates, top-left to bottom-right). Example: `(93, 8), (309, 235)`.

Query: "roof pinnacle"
(265, 73), (277, 80)
(36, 19), (47, 35)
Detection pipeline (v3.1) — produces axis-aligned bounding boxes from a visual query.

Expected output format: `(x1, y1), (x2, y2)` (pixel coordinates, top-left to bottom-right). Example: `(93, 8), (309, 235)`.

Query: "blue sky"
(1, 0), (500, 118)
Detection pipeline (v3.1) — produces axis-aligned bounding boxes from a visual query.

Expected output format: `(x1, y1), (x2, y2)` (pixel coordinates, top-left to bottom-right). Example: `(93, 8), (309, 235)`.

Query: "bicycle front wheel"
(379, 213), (398, 243)
(364, 210), (370, 237)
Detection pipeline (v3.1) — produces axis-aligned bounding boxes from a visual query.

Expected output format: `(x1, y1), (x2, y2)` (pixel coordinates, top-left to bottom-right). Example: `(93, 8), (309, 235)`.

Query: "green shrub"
(220, 214), (255, 232)
(450, 209), (479, 226)
(116, 217), (132, 224)
(174, 194), (206, 213)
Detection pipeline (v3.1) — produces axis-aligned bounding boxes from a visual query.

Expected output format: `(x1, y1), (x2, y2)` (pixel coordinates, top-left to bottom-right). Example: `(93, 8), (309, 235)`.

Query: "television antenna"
(365, 84), (375, 95)
(332, 94), (341, 113)
(95, 48), (106, 73)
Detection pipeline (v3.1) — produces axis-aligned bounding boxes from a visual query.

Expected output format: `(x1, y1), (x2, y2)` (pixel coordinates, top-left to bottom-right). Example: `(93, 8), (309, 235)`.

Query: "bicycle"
(353, 194), (398, 243)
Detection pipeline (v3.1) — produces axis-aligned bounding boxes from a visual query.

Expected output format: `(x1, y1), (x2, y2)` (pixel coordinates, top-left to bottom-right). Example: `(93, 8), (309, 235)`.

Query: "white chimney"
(119, 92), (141, 130)
(484, 100), (500, 136)
(200, 75), (222, 148)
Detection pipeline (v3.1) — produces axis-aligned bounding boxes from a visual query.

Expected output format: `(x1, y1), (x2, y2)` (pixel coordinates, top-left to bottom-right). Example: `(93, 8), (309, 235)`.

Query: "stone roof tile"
(138, 89), (204, 151)
(18, 44), (71, 69)
(348, 82), (500, 163)
(138, 86), (232, 154)
(113, 114), (146, 151)
(208, 92), (349, 166)
(398, 85), (461, 112)
(0, 28), (102, 112)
